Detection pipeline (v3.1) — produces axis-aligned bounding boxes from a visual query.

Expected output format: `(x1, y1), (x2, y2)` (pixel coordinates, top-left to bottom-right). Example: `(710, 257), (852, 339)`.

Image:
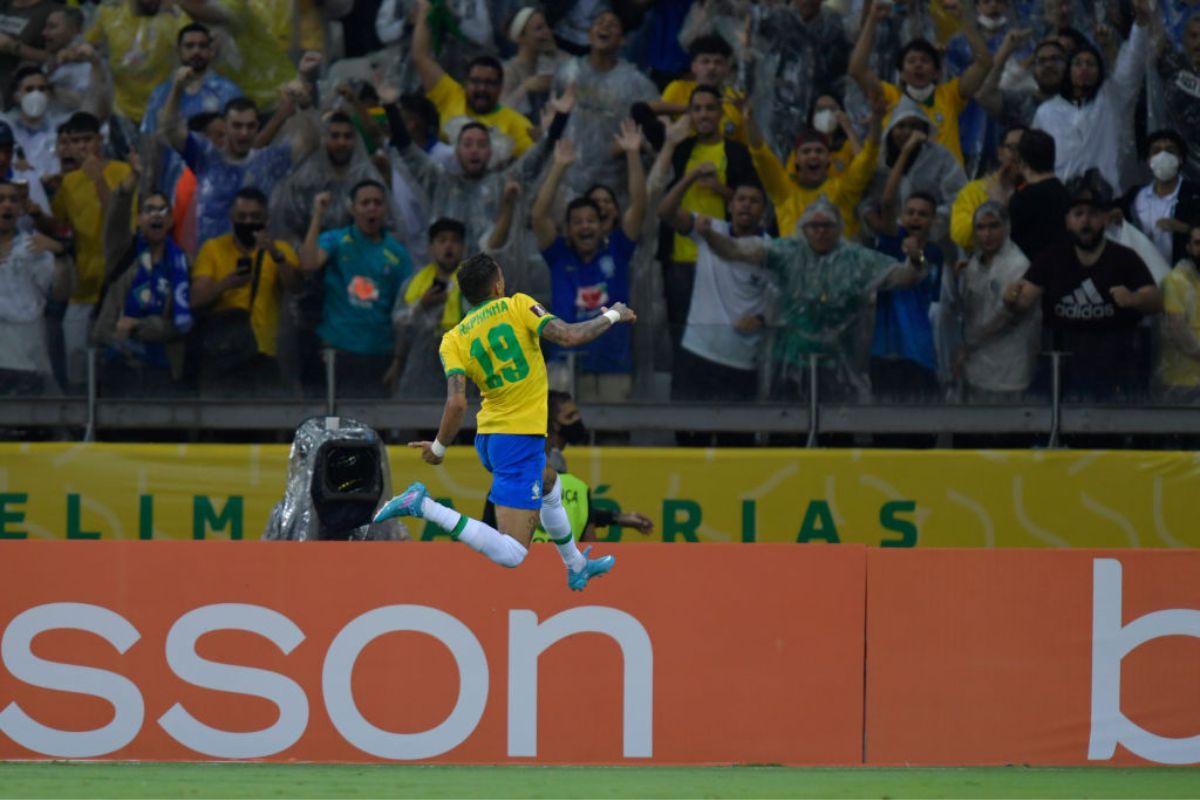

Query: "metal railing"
(2, 347), (1198, 446)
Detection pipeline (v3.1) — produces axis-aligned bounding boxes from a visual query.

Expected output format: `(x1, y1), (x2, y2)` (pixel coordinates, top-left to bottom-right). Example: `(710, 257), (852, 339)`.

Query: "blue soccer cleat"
(568, 546), (615, 591)
(374, 481), (428, 522)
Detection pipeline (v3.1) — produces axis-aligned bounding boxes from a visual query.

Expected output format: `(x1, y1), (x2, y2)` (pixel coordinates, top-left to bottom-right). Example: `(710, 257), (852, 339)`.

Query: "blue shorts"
(474, 433), (547, 510)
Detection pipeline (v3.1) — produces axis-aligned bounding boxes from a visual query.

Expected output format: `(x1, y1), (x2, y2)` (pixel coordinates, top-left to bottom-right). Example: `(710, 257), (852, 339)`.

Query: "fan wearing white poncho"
(381, 86), (565, 268)
(550, 10), (657, 202)
(697, 198), (929, 400)
(270, 112), (397, 247)
(939, 201), (1040, 402)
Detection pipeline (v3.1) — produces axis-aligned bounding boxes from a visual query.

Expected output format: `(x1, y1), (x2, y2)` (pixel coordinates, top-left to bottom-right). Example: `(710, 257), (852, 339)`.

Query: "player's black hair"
(457, 253), (502, 306)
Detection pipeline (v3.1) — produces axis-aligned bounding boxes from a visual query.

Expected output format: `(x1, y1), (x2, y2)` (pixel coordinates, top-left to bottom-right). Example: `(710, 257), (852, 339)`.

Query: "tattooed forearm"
(541, 316), (613, 348)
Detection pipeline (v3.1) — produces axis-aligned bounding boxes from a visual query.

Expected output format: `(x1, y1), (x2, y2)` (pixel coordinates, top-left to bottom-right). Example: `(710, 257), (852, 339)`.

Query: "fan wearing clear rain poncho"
(379, 83), (568, 268)
(270, 111), (399, 390)
(696, 198), (930, 401)
(159, 59), (322, 251)
(550, 10), (658, 202)
(264, 416), (410, 541)
(745, 0), (850, 165)
(271, 112), (397, 247)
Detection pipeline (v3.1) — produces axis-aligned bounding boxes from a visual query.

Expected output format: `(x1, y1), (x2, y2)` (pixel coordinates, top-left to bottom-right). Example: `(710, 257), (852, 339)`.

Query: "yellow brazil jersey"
(673, 139), (729, 262)
(427, 73), (535, 157)
(660, 80), (746, 143)
(52, 160), (132, 304)
(1160, 264), (1200, 388)
(192, 234), (296, 358)
(439, 293), (555, 434)
(880, 79), (968, 166)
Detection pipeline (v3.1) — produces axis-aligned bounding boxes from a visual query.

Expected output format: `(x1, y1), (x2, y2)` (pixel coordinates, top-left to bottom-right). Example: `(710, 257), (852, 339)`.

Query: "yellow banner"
(0, 444), (1197, 546)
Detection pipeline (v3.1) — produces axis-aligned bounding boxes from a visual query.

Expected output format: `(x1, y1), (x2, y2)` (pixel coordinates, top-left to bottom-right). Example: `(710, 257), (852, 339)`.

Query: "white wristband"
(430, 439), (447, 458)
(602, 308), (621, 324)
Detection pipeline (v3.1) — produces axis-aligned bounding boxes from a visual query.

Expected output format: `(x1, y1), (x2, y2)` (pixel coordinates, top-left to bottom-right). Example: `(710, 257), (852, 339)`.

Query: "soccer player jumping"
(374, 253), (636, 590)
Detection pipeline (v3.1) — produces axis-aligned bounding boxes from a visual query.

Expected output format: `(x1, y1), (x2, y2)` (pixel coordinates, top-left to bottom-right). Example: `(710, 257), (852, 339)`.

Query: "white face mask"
(812, 109), (839, 134)
(1149, 150), (1181, 183)
(977, 14), (1007, 31)
(20, 90), (48, 120)
(905, 83), (935, 102)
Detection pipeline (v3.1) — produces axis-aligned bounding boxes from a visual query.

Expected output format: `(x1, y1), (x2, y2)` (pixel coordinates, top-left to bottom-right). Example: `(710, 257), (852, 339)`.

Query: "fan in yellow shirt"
(1159, 229), (1200, 393)
(410, 0), (534, 157)
(848, 0), (993, 166)
(654, 34), (746, 144)
(950, 126), (1027, 250)
(374, 253), (635, 591)
(746, 95), (885, 240)
(85, 0), (189, 121)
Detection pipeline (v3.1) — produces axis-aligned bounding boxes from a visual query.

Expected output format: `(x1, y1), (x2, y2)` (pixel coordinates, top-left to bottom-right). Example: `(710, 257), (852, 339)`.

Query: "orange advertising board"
(865, 549), (1200, 766)
(0, 542), (866, 765)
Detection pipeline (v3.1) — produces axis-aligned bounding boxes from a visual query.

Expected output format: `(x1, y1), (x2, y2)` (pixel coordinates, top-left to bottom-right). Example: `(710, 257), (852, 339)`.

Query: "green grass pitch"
(1, 763), (1198, 799)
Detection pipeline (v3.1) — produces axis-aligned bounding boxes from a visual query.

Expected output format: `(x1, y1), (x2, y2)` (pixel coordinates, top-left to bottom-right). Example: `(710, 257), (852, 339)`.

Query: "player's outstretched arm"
(411, 373), (468, 465)
(540, 303), (637, 348)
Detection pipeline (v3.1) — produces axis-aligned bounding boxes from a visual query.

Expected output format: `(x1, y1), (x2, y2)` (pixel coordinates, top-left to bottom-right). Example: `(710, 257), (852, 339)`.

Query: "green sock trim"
(549, 534), (573, 545)
(449, 515), (468, 540)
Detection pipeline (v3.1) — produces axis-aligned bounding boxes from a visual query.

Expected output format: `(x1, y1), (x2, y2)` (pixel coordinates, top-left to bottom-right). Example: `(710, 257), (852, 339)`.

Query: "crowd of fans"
(1, 0), (1199, 408)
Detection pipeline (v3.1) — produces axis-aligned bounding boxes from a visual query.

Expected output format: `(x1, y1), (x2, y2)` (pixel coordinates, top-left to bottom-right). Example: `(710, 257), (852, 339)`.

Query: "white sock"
(421, 497), (528, 568)
(456, 518), (528, 567)
(420, 496), (462, 532)
(541, 479), (585, 573)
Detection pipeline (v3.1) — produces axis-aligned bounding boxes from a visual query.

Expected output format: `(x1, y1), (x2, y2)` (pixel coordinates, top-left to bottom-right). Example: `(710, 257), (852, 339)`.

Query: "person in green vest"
(531, 470), (593, 542)
(484, 390), (654, 541)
